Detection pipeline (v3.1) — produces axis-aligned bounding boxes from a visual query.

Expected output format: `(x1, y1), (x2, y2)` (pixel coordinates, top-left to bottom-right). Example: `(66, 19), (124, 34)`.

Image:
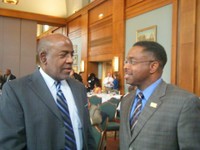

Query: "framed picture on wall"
(136, 25), (157, 42)
(73, 55), (78, 65)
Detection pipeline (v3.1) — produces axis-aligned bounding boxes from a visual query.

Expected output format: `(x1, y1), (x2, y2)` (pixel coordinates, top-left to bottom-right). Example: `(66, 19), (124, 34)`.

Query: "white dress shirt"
(39, 68), (83, 150)
(103, 76), (114, 88)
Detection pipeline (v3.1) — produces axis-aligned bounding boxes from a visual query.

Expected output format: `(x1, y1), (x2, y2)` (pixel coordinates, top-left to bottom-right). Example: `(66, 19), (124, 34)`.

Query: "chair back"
(99, 102), (117, 121)
(89, 104), (102, 125)
(92, 117), (108, 150)
(89, 95), (102, 106)
(98, 116), (109, 132)
(107, 97), (120, 107)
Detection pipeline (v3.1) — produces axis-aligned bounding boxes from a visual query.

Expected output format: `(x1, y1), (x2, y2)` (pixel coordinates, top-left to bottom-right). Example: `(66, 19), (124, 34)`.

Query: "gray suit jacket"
(120, 80), (200, 150)
(0, 69), (95, 150)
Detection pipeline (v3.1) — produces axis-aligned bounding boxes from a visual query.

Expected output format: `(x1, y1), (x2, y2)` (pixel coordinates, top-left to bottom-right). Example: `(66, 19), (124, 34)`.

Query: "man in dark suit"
(120, 41), (200, 150)
(0, 68), (16, 89)
(0, 70), (4, 90)
(4, 68), (16, 81)
(0, 33), (95, 149)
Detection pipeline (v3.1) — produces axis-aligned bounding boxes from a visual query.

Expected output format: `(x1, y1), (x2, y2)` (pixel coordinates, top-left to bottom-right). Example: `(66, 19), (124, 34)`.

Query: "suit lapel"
(130, 81), (167, 142)
(27, 70), (62, 121)
(122, 91), (137, 139)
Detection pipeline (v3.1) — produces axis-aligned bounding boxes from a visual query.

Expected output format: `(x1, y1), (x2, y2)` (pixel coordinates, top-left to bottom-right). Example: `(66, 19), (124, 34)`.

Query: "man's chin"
(60, 74), (70, 80)
(125, 78), (134, 85)
(125, 80), (130, 85)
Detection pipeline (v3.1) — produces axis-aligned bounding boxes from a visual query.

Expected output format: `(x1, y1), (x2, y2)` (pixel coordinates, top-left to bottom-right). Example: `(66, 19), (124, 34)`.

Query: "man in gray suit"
(120, 41), (200, 150)
(0, 33), (95, 149)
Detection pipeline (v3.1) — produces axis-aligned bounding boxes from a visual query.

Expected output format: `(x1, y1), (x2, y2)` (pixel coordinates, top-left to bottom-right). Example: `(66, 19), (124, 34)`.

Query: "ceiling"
(0, 0), (90, 18)
(0, 0), (91, 36)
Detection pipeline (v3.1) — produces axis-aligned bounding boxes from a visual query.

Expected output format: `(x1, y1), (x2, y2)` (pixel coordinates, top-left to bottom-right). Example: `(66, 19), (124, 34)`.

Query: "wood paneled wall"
(65, 0), (200, 96)
(88, 0), (113, 62)
(125, 0), (173, 19)
(68, 16), (82, 39)
(89, 16), (113, 61)
(195, 0), (200, 94)
(177, 0), (200, 95)
(1, 0), (199, 95)
(66, 0), (126, 93)
(112, 0), (125, 94)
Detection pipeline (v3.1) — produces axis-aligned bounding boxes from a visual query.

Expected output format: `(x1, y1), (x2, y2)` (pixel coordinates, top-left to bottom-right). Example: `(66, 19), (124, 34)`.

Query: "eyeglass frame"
(124, 58), (157, 65)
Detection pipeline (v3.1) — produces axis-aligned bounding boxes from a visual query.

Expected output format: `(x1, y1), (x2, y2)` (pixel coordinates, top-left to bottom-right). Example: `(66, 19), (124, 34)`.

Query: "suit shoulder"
(11, 74), (32, 83)
(121, 91), (135, 102)
(3, 73), (32, 89)
(166, 84), (198, 98)
(67, 78), (86, 91)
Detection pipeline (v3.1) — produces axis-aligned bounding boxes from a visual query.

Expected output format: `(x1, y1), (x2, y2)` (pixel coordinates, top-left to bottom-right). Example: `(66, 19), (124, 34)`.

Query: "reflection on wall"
(71, 37), (82, 73)
(125, 4), (172, 92)
(98, 63), (102, 79)
(37, 24), (55, 37)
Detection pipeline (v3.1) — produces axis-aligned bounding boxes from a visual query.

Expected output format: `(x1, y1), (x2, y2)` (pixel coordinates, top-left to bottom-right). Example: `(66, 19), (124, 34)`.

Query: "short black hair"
(133, 41), (167, 68)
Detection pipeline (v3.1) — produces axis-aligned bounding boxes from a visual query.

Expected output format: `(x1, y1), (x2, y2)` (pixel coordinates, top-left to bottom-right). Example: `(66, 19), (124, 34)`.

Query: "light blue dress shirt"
(130, 78), (162, 122)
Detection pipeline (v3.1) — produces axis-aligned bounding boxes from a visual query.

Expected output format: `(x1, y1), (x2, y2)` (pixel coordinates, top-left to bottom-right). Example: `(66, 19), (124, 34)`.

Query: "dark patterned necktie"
(55, 81), (77, 150)
(130, 92), (144, 135)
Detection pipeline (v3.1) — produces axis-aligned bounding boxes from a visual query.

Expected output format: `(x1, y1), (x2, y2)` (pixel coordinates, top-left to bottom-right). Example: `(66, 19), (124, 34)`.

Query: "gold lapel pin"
(150, 102), (157, 108)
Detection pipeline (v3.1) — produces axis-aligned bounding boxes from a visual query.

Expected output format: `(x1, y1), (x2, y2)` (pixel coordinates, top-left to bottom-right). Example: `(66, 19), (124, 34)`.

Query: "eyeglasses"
(124, 59), (156, 65)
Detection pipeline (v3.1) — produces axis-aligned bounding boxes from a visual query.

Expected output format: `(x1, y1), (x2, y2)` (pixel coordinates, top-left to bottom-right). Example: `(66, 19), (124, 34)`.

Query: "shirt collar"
(39, 68), (56, 88)
(39, 68), (68, 88)
(136, 78), (162, 101)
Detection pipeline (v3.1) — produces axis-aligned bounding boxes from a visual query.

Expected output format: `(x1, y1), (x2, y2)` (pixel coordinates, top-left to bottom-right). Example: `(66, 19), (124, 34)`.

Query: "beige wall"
(0, 16), (37, 78)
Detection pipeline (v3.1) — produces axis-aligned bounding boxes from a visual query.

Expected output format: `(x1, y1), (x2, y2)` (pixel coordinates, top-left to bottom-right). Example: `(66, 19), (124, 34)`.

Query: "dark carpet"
(106, 131), (119, 150)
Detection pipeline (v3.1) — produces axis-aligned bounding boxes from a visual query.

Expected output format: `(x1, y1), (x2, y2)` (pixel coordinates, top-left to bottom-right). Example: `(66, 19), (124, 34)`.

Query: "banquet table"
(87, 92), (122, 109)
(88, 93), (121, 102)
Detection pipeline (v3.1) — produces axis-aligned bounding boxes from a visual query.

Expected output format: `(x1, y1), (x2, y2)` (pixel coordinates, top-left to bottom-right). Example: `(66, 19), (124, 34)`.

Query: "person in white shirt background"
(103, 72), (114, 92)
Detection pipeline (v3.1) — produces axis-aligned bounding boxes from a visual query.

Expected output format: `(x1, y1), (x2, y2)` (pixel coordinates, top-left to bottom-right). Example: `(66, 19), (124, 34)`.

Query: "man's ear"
(149, 61), (159, 74)
(39, 51), (47, 64)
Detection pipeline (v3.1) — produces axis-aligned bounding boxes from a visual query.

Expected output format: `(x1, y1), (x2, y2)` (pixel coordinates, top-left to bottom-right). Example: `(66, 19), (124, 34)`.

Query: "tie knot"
(55, 81), (61, 90)
(137, 92), (144, 100)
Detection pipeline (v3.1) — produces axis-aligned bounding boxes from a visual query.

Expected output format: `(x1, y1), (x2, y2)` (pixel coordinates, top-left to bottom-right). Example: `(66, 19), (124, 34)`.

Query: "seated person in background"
(89, 103), (102, 125)
(93, 81), (102, 94)
(112, 72), (119, 91)
(87, 73), (99, 92)
(88, 100), (108, 125)
(4, 68), (16, 81)
(70, 69), (83, 82)
(0, 70), (3, 89)
(1, 68), (16, 89)
(103, 72), (114, 92)
(79, 71), (83, 80)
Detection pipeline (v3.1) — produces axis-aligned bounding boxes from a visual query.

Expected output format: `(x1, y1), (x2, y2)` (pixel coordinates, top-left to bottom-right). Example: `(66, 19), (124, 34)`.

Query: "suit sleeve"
(0, 83), (26, 150)
(177, 95), (200, 149)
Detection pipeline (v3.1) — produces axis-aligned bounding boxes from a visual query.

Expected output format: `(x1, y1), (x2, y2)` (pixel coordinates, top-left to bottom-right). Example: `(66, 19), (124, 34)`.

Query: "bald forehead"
(41, 34), (71, 45)
(37, 34), (72, 52)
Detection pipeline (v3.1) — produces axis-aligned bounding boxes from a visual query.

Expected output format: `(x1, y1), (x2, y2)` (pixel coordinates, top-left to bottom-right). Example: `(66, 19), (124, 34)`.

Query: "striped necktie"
(55, 81), (77, 150)
(130, 92), (144, 135)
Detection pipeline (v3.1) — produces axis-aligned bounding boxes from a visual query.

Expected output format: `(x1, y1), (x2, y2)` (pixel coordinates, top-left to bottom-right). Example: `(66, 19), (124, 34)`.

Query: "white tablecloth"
(88, 93), (121, 102)
(87, 93), (122, 110)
